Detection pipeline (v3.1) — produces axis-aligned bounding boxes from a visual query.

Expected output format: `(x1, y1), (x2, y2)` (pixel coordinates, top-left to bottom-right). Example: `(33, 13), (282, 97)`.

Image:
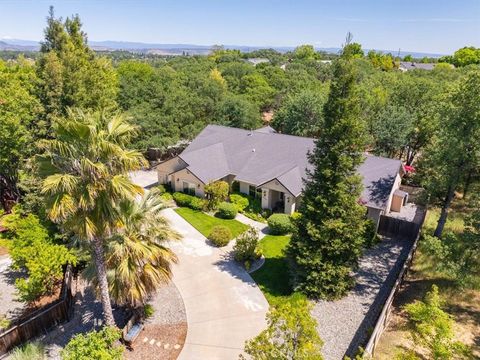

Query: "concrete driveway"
(162, 208), (268, 360)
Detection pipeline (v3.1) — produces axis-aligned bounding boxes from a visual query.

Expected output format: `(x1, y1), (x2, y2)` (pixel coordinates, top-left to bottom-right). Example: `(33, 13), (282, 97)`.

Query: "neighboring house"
(399, 62), (436, 71)
(156, 125), (405, 226)
(245, 58), (270, 66)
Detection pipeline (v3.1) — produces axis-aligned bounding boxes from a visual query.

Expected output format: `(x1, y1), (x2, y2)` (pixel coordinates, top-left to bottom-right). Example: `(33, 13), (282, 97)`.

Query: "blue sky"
(0, 0), (479, 54)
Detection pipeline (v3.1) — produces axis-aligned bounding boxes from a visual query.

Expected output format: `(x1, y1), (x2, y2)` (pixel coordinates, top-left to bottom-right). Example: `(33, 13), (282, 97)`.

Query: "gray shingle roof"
(177, 125), (403, 209)
(399, 62), (436, 71)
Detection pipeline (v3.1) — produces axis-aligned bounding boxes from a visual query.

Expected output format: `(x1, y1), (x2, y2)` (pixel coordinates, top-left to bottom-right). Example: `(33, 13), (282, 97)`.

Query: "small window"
(183, 181), (195, 196)
(279, 192), (284, 201)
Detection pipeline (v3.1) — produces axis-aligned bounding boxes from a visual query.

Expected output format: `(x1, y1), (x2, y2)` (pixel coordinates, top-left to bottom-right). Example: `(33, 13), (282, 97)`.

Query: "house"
(156, 125), (405, 226)
(399, 62), (436, 71)
(245, 58), (270, 66)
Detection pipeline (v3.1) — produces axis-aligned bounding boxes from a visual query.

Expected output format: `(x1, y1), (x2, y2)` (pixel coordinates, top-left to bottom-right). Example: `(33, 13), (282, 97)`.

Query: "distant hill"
(0, 38), (446, 58)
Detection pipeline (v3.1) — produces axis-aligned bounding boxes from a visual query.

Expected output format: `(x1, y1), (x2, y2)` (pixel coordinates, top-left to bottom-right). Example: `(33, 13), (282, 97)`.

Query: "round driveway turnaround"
(162, 208), (269, 360)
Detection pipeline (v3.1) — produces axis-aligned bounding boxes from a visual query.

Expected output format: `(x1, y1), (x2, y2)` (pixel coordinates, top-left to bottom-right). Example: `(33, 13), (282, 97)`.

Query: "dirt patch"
(125, 322), (187, 360)
(0, 247), (8, 256)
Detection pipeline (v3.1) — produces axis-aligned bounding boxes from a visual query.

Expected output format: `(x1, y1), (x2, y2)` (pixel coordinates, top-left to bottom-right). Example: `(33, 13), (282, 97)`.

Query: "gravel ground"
(0, 256), (26, 320)
(36, 278), (186, 360)
(311, 236), (413, 360)
(124, 281), (187, 360)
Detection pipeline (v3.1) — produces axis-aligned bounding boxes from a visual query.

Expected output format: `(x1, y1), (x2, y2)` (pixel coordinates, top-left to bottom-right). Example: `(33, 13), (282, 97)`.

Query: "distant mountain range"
(0, 38), (446, 58)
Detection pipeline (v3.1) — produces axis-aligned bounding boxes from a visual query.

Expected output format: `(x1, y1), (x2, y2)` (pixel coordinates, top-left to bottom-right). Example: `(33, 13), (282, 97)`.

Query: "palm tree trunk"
(434, 185), (455, 238)
(92, 237), (115, 327)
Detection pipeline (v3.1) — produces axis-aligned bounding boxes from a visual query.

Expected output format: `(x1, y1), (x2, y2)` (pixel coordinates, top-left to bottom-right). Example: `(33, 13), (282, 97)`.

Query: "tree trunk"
(434, 185), (455, 238)
(463, 170), (473, 199)
(92, 237), (115, 327)
(0, 174), (19, 213)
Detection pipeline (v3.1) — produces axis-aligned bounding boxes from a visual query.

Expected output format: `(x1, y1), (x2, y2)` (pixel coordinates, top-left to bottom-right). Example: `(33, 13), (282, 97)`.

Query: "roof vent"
(247, 133), (253, 136)
(252, 148), (256, 152)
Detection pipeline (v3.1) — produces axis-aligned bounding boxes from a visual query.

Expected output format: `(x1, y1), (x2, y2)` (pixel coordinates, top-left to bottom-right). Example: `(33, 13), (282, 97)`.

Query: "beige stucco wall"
(171, 168), (206, 197)
(367, 207), (384, 230)
(156, 157), (187, 184)
(239, 181), (252, 195)
(385, 173), (402, 213)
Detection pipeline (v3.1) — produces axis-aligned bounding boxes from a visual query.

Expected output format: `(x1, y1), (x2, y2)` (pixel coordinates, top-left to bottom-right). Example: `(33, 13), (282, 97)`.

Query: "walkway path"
(162, 208), (268, 360)
(311, 236), (413, 360)
(235, 213), (269, 239)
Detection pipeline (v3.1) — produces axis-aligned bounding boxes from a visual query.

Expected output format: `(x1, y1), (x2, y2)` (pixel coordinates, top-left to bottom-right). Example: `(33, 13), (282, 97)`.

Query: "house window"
(279, 192), (284, 201)
(249, 185), (256, 198)
(183, 181), (196, 196)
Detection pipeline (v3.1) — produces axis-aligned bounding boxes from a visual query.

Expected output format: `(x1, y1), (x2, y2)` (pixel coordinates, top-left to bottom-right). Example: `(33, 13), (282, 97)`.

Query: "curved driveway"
(162, 208), (268, 360)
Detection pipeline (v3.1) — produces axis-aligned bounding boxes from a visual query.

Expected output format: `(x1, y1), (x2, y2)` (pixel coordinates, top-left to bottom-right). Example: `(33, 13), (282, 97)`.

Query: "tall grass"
(10, 342), (45, 360)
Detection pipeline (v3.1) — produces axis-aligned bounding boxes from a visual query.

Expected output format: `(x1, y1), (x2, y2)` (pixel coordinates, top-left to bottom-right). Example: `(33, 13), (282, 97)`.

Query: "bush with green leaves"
(241, 294), (323, 359)
(204, 180), (229, 210)
(61, 327), (124, 360)
(157, 184), (166, 193)
(230, 193), (249, 212)
(217, 202), (238, 219)
(267, 214), (293, 235)
(172, 192), (206, 210)
(208, 225), (232, 247)
(2, 212), (76, 303)
(0, 314), (11, 331)
(364, 218), (380, 248)
(160, 192), (173, 202)
(404, 285), (471, 360)
(10, 342), (45, 360)
(144, 304), (155, 318)
(233, 227), (260, 263)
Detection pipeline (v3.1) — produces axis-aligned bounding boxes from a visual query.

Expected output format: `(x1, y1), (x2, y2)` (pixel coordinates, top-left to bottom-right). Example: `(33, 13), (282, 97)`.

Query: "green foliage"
(229, 193), (249, 212)
(144, 304), (155, 318)
(216, 202), (238, 219)
(0, 314), (11, 331)
(204, 180), (229, 210)
(233, 227), (260, 262)
(364, 219), (380, 248)
(37, 8), (118, 136)
(288, 56), (368, 299)
(267, 214), (293, 235)
(215, 94), (261, 129)
(61, 327), (124, 360)
(272, 89), (327, 137)
(371, 104), (414, 158)
(417, 71), (480, 237)
(172, 192), (206, 210)
(420, 198), (480, 289)
(10, 342), (46, 360)
(3, 211), (76, 303)
(343, 42), (364, 59)
(208, 225), (232, 247)
(242, 295), (323, 359)
(0, 58), (41, 211)
(292, 45), (319, 61)
(439, 46), (480, 67)
(367, 50), (395, 71)
(404, 285), (471, 359)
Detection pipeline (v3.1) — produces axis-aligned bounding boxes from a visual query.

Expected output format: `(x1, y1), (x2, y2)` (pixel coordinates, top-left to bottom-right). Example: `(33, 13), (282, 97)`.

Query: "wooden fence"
(377, 214), (421, 240)
(0, 266), (75, 357)
(364, 209), (427, 358)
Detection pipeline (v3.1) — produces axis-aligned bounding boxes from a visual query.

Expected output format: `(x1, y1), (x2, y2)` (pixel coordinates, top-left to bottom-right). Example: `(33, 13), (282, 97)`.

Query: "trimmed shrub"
(173, 192), (192, 206)
(11, 342), (45, 360)
(267, 213), (293, 235)
(217, 202), (238, 219)
(233, 227), (260, 263)
(172, 192), (206, 210)
(208, 225), (232, 247)
(230, 193), (249, 212)
(189, 197), (206, 210)
(160, 192), (173, 201)
(144, 304), (155, 318)
(290, 212), (302, 221)
(157, 184), (166, 194)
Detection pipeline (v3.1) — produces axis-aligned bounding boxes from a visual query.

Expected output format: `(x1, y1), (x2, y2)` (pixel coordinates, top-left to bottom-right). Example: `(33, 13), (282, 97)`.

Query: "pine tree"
(288, 52), (368, 299)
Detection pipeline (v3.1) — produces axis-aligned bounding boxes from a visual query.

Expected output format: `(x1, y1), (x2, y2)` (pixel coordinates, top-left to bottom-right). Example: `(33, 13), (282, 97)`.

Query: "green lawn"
(175, 207), (248, 239)
(251, 234), (304, 306)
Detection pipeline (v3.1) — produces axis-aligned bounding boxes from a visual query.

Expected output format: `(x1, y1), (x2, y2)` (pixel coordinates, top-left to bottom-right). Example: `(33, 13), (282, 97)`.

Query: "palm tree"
(37, 110), (147, 326)
(85, 189), (180, 306)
